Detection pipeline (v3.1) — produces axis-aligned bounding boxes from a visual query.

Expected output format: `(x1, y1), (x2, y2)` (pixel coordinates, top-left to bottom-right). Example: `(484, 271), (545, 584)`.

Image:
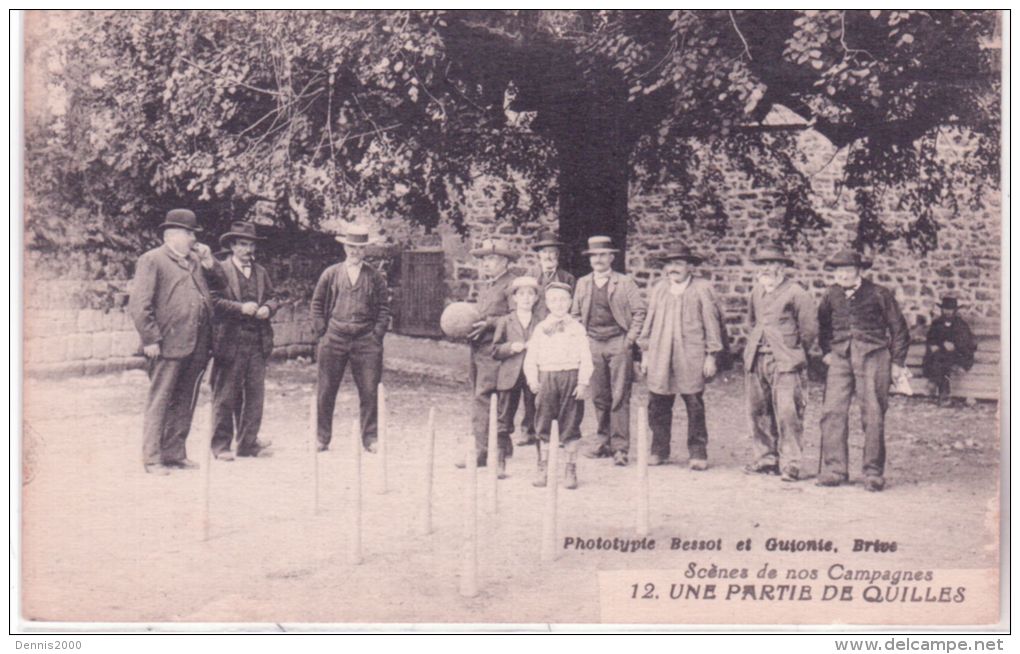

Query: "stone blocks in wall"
(111, 331), (141, 358)
(65, 333), (93, 360)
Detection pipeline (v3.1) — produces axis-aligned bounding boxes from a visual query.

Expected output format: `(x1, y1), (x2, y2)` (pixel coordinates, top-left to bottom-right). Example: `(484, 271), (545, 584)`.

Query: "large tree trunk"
(553, 95), (633, 276)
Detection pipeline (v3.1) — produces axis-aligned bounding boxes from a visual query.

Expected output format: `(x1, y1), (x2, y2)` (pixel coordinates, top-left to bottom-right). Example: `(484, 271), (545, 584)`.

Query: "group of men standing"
(131, 207), (962, 494)
(129, 209), (389, 474)
(462, 233), (914, 492)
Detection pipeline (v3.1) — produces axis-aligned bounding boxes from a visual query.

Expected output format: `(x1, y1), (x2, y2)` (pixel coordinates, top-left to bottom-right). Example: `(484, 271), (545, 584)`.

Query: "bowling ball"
(440, 302), (481, 339)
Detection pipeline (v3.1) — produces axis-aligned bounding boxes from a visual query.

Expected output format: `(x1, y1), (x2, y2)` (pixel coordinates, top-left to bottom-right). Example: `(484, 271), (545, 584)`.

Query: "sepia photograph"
(14, 9), (1007, 634)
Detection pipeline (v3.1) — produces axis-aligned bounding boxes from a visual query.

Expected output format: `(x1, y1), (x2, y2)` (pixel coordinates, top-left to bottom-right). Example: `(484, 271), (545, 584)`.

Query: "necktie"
(543, 319), (566, 336)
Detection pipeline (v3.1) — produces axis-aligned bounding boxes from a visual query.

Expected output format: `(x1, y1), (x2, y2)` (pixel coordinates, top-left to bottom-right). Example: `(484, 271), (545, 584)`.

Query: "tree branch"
(840, 11), (876, 61)
(179, 57), (281, 96)
(729, 11), (753, 60)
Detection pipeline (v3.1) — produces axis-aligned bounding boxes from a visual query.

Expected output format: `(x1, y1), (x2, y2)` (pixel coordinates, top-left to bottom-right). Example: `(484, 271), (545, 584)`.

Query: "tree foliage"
(26, 10), (1000, 278)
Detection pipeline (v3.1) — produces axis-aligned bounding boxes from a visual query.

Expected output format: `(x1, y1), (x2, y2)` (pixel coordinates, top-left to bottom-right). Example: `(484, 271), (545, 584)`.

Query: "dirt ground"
(20, 352), (1001, 626)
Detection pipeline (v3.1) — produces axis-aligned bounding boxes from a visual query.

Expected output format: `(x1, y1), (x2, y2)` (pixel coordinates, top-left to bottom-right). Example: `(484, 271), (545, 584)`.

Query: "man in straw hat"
(209, 221), (279, 461)
(817, 248), (909, 492)
(637, 245), (722, 471)
(742, 244), (817, 482)
(921, 296), (977, 404)
(457, 238), (519, 468)
(311, 224), (391, 453)
(489, 275), (542, 477)
(516, 229), (577, 447)
(129, 208), (224, 475)
(572, 235), (647, 466)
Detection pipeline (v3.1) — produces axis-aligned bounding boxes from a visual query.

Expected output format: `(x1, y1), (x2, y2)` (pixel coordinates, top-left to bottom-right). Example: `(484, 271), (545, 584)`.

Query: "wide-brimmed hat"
(470, 238), (519, 260)
(532, 230), (565, 251)
(938, 296), (961, 310)
(581, 235), (619, 255)
(158, 208), (202, 232)
(824, 248), (872, 270)
(219, 221), (265, 246)
(510, 276), (539, 294)
(658, 244), (704, 266)
(336, 224), (377, 246)
(750, 244), (794, 266)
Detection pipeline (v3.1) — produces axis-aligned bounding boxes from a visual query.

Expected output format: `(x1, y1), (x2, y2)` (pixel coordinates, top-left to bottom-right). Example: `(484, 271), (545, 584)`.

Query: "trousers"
(317, 331), (383, 447)
(819, 342), (891, 479)
(589, 334), (633, 453)
(747, 351), (806, 470)
(536, 369), (584, 444)
(142, 326), (211, 465)
(211, 332), (267, 455)
(520, 385), (537, 436)
(492, 376), (526, 455)
(647, 391), (708, 460)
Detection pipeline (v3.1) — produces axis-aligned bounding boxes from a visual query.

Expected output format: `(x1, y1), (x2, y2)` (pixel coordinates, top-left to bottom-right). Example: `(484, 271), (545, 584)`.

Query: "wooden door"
(397, 249), (445, 337)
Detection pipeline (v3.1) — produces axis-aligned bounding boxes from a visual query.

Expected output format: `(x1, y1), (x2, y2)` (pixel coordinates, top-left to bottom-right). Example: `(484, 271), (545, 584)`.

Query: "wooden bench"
(903, 316), (1001, 402)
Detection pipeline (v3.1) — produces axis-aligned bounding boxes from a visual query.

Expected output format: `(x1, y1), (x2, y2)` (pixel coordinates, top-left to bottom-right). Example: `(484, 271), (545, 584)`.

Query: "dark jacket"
(818, 278), (910, 366)
(128, 244), (223, 359)
(744, 278), (819, 373)
(469, 269), (516, 394)
(527, 266), (577, 320)
(211, 259), (280, 359)
(491, 311), (539, 390)
(311, 262), (391, 341)
(924, 315), (977, 371)
(571, 270), (647, 343)
(472, 269), (517, 345)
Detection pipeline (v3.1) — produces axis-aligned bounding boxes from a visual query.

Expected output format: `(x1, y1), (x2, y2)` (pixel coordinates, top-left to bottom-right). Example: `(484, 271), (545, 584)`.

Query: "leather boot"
(497, 448), (508, 480)
(563, 463), (578, 490)
(532, 444), (548, 488)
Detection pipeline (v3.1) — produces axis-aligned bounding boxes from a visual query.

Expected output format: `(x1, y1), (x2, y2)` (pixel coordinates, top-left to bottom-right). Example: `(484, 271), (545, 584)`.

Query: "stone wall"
(626, 128), (1001, 345)
(23, 277), (320, 377)
(415, 128), (1001, 348)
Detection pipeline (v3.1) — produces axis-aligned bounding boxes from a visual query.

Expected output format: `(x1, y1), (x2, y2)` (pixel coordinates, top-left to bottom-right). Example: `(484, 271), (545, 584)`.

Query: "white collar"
(669, 276), (692, 295)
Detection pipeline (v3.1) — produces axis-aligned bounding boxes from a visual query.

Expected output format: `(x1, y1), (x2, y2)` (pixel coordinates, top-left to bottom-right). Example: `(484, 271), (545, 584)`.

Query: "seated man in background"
(921, 297), (977, 405)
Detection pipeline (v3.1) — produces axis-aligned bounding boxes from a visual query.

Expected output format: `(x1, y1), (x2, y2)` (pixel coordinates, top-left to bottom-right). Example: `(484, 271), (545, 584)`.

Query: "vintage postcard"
(16, 9), (1006, 631)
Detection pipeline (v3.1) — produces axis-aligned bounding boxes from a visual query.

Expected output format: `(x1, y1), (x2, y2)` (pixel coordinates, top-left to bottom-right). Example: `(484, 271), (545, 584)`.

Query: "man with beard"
(742, 245), (817, 482)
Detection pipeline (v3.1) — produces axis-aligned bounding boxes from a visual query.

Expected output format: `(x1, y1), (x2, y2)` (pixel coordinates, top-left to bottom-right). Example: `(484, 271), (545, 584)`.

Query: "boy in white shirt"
(524, 282), (594, 489)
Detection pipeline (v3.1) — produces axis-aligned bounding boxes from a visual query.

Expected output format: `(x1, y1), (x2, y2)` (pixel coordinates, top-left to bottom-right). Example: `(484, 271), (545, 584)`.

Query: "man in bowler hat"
(742, 245), (817, 481)
(311, 225), (391, 453)
(921, 296), (977, 404)
(817, 248), (909, 492)
(209, 221), (279, 461)
(516, 230), (577, 446)
(573, 236), (647, 466)
(129, 208), (224, 474)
